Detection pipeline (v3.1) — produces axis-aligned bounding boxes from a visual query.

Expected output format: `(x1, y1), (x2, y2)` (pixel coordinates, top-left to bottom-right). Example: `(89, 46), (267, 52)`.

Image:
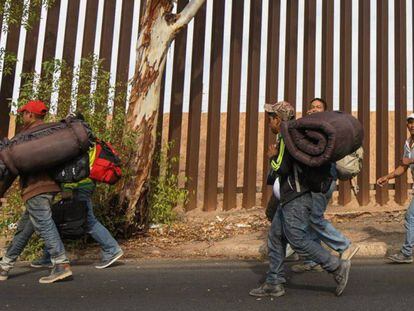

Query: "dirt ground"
(49, 203), (407, 262)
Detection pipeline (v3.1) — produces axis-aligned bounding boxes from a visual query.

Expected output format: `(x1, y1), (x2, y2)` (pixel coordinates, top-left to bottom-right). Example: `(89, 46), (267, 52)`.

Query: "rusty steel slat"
(99, 0), (116, 72)
(168, 0), (189, 175)
(376, 0), (389, 205)
(321, 0), (334, 110)
(42, 0), (61, 62)
(81, 0), (99, 58)
(302, 0), (316, 113)
(114, 0), (134, 111)
(394, 0), (408, 205)
(242, 0), (263, 209)
(22, 7), (42, 74)
(62, 0), (80, 67)
(57, 0), (81, 116)
(284, 0), (298, 108)
(0, 24), (21, 137)
(357, 0), (371, 206)
(338, 0), (352, 205)
(223, 0), (245, 211)
(261, 0), (280, 208)
(151, 72), (165, 179)
(204, 0), (225, 211)
(185, 3), (206, 211)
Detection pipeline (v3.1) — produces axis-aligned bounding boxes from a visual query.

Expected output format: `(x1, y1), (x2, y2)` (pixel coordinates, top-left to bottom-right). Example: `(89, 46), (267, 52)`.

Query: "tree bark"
(121, 0), (205, 231)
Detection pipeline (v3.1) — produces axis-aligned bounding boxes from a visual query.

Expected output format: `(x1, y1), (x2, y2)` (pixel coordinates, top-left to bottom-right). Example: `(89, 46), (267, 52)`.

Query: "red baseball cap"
(17, 100), (49, 115)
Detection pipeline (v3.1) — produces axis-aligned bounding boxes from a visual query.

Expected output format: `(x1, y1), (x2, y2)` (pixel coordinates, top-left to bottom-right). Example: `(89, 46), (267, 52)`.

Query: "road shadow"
(8, 267), (40, 279)
(361, 226), (404, 255)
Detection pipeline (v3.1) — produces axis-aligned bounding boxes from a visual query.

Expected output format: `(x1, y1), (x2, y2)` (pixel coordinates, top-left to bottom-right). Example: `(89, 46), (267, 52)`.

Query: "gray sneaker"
(333, 260), (351, 296)
(39, 263), (73, 284)
(95, 250), (124, 269)
(387, 252), (413, 264)
(30, 258), (53, 268)
(249, 283), (285, 297)
(0, 266), (8, 281)
(291, 262), (323, 273)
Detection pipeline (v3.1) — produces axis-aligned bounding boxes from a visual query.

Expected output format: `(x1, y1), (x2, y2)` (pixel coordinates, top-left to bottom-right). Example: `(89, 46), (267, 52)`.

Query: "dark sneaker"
(30, 258), (53, 269)
(333, 260), (351, 296)
(0, 266), (9, 281)
(39, 263), (72, 284)
(340, 244), (360, 260)
(291, 262), (323, 273)
(249, 283), (285, 297)
(387, 252), (413, 264)
(95, 250), (124, 269)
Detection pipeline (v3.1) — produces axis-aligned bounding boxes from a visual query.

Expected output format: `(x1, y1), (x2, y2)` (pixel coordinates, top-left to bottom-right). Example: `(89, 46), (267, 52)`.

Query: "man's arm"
(377, 164), (409, 187)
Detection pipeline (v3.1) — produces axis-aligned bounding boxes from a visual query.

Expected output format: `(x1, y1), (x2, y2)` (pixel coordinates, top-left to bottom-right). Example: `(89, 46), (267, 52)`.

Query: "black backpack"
(51, 198), (88, 239)
(297, 163), (334, 193)
(52, 153), (90, 183)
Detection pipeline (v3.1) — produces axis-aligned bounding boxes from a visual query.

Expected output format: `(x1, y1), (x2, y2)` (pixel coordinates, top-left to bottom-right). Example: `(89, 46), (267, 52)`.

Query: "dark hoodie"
(269, 137), (310, 205)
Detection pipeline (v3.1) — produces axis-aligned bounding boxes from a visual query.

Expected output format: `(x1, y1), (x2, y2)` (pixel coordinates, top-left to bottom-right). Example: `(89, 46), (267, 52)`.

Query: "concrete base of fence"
(174, 236), (393, 260)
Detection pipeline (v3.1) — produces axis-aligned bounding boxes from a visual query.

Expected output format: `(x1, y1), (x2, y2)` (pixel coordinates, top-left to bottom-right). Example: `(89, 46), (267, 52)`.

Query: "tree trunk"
(121, 0), (205, 231)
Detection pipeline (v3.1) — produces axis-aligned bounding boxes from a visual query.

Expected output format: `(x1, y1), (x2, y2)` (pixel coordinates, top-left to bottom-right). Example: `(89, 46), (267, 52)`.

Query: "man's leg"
(249, 208), (286, 297)
(388, 197), (414, 263)
(309, 182), (350, 253)
(281, 193), (351, 296)
(0, 210), (35, 277)
(75, 188), (123, 268)
(26, 194), (72, 283)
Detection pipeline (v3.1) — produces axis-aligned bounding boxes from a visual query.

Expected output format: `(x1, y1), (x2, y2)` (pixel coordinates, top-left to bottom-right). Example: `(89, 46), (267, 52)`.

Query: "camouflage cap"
(264, 101), (295, 121)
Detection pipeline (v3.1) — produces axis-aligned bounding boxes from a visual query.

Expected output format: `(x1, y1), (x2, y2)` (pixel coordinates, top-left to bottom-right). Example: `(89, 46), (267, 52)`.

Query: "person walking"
(31, 114), (124, 269)
(378, 113), (414, 263)
(0, 100), (72, 283)
(249, 101), (351, 298)
(291, 98), (359, 273)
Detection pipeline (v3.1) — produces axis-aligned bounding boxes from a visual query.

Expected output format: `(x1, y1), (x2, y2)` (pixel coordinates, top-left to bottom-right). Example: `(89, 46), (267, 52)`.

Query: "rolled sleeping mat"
(280, 111), (363, 167)
(0, 119), (93, 175)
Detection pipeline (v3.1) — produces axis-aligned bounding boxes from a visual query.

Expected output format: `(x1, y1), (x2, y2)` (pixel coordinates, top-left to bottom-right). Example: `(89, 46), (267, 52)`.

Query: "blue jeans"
(401, 197), (414, 256)
(42, 187), (122, 262)
(0, 194), (68, 270)
(266, 193), (340, 285)
(304, 181), (350, 265)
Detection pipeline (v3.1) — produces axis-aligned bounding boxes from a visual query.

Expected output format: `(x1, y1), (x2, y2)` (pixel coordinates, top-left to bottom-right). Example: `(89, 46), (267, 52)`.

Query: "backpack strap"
(293, 163), (301, 193)
(350, 178), (359, 196)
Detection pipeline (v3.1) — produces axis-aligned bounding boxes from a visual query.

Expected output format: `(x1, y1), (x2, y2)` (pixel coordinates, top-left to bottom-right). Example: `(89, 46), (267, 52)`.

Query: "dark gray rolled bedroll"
(0, 118), (93, 176)
(280, 111), (363, 167)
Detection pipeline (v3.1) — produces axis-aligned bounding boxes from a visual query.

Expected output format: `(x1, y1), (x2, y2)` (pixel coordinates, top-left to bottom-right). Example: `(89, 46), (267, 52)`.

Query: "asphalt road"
(0, 259), (413, 311)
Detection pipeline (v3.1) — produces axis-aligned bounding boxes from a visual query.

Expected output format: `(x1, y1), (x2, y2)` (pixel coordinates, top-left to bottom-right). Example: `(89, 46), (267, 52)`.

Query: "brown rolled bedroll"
(0, 118), (93, 176)
(280, 111), (363, 167)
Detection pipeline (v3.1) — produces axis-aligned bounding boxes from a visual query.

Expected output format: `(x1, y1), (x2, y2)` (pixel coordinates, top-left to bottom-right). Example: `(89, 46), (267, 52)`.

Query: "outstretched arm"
(377, 164), (408, 187)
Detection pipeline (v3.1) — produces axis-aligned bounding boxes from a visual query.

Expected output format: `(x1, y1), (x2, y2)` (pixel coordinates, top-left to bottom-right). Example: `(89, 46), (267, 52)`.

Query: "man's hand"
(401, 158), (414, 166)
(267, 144), (278, 158)
(377, 176), (389, 187)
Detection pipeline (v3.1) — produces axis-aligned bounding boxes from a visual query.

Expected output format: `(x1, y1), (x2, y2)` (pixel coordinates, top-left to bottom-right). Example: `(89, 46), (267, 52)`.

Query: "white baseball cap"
(407, 113), (414, 121)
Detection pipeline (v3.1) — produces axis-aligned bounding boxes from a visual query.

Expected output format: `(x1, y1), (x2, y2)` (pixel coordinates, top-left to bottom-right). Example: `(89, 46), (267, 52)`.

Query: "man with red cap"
(0, 100), (72, 284)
